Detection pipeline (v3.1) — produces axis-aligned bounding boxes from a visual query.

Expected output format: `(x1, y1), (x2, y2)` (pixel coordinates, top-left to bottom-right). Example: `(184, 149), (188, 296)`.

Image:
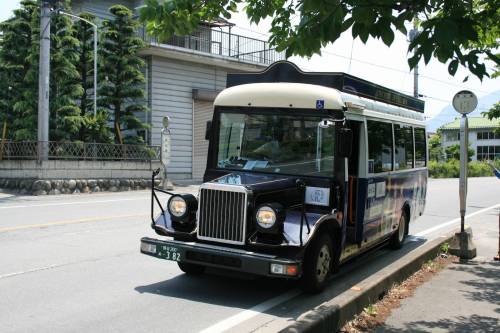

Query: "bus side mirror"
(205, 121), (212, 140)
(337, 128), (352, 158)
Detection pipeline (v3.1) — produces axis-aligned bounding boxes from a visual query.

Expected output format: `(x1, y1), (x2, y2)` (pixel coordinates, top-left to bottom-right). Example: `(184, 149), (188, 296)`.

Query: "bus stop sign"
(453, 90), (477, 115)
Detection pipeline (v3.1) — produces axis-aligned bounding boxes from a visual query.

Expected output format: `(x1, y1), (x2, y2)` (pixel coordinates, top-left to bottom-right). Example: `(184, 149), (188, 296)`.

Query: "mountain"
(426, 90), (500, 132)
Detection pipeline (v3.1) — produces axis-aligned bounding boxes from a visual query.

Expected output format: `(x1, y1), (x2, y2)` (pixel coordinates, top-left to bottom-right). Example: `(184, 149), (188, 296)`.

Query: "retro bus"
(141, 61), (427, 292)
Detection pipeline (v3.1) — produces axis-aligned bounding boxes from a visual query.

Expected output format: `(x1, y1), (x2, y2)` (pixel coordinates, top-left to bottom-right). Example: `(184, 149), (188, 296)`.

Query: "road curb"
(280, 234), (455, 333)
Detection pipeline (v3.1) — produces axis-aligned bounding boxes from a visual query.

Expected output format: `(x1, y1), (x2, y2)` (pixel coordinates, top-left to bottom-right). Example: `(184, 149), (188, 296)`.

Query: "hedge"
(428, 160), (500, 178)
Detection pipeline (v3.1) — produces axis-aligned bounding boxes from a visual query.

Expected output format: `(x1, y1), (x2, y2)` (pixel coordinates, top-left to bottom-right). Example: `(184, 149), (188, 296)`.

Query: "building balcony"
(138, 24), (285, 67)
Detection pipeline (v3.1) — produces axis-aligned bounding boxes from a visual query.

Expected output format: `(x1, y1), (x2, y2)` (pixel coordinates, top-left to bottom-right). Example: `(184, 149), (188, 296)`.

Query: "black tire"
(177, 262), (206, 275)
(390, 213), (408, 250)
(301, 234), (334, 293)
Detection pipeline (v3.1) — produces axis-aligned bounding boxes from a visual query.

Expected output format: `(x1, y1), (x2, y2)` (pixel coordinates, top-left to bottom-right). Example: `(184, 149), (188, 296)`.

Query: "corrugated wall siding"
(150, 57), (226, 179)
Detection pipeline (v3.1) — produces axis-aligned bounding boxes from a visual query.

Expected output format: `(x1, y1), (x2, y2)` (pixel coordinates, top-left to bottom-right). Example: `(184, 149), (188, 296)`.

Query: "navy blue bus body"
(350, 170), (427, 247)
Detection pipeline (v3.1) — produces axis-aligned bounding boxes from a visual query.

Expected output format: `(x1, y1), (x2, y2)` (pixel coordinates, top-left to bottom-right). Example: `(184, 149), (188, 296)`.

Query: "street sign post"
(449, 90), (477, 260)
(161, 116), (174, 190)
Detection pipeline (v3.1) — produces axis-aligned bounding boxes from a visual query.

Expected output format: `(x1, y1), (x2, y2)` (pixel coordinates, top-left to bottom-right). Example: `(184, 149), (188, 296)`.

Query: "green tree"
(428, 132), (444, 162)
(100, 5), (149, 144)
(140, 0), (499, 80)
(0, 0), (38, 141)
(445, 143), (474, 161)
(49, 0), (84, 141)
(73, 12), (111, 143)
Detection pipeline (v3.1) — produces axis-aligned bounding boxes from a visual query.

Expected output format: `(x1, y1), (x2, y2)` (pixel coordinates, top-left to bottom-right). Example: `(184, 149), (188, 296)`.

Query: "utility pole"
(408, 25), (419, 98)
(38, 1), (51, 162)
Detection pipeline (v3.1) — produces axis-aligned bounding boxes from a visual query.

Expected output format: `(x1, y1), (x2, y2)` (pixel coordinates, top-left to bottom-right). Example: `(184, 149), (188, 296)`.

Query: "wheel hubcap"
(398, 216), (406, 242)
(316, 244), (331, 283)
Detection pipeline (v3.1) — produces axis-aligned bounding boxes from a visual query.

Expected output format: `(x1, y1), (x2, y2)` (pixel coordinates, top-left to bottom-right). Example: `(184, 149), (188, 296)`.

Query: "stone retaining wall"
(0, 160), (163, 179)
(0, 178), (162, 196)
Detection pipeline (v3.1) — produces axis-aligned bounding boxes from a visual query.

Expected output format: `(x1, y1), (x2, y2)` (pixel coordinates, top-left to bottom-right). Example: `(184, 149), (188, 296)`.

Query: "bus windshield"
(216, 111), (335, 177)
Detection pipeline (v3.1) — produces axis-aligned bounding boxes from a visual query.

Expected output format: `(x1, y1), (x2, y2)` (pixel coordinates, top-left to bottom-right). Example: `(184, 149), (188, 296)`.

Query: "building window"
(414, 127), (427, 167)
(394, 124), (414, 170)
(477, 146), (500, 160)
(445, 131), (460, 142)
(367, 120), (393, 173)
(477, 131), (500, 140)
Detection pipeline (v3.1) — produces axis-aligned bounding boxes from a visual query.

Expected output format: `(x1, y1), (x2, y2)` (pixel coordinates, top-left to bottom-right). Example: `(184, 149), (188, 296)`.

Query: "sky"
(1, 0), (499, 125)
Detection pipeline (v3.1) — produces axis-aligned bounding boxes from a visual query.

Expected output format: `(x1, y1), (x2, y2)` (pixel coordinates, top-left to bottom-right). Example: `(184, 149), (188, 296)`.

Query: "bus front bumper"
(140, 237), (302, 279)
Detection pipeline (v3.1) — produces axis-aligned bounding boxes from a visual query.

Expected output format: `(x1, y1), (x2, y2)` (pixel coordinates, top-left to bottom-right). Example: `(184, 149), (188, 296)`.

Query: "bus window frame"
(209, 106), (345, 180)
(364, 117), (427, 177)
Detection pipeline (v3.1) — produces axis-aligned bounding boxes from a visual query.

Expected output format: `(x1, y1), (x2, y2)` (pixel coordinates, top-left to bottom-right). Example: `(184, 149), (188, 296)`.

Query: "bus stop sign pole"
(449, 90), (477, 260)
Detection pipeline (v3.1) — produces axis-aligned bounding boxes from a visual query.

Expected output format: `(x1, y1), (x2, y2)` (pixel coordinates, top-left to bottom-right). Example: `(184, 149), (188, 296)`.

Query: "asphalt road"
(0, 178), (499, 333)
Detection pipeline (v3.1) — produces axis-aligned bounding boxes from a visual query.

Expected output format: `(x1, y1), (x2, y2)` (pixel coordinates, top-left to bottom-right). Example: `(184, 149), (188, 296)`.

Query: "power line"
(233, 20), (500, 97)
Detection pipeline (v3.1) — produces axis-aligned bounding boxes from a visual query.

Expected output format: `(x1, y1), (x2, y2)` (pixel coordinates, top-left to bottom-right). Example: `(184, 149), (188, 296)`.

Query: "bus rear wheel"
(301, 234), (333, 293)
(390, 213), (407, 249)
(178, 262), (206, 275)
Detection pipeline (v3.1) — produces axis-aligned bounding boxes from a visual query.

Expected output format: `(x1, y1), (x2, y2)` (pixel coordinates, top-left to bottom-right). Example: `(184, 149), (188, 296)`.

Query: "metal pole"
(38, 1), (51, 161)
(459, 114), (468, 232)
(413, 60), (419, 98)
(408, 26), (419, 98)
(495, 210), (500, 261)
(93, 25), (98, 117)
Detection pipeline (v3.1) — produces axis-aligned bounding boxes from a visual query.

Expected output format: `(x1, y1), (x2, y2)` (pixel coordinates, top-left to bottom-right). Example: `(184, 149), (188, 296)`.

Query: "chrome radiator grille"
(197, 187), (247, 245)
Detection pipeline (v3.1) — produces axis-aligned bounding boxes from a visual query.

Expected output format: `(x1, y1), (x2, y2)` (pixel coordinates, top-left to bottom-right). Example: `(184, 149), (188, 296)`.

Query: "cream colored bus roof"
(214, 82), (345, 110)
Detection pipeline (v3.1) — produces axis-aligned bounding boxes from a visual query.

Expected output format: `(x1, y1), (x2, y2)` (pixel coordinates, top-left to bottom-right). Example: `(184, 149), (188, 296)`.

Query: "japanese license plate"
(157, 244), (182, 262)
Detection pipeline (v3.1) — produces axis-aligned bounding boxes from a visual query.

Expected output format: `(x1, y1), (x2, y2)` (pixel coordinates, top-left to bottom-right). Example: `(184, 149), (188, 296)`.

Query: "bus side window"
(367, 120), (393, 173)
(394, 124), (414, 170)
(414, 127), (427, 167)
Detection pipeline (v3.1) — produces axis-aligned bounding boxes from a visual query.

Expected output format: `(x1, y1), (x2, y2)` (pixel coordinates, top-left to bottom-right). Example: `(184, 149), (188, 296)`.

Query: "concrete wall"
(0, 160), (162, 179)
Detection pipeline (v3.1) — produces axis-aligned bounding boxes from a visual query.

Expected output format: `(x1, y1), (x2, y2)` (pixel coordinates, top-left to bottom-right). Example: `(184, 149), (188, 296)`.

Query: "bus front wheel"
(301, 234), (333, 293)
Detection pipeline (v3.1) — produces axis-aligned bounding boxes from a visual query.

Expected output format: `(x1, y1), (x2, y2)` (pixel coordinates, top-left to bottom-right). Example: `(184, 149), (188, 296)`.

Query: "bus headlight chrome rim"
(255, 203), (285, 235)
(256, 206), (277, 229)
(168, 196), (187, 217)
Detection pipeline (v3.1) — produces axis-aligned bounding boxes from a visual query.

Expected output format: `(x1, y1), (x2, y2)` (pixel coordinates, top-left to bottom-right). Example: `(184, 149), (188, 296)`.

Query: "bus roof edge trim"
(227, 61), (425, 113)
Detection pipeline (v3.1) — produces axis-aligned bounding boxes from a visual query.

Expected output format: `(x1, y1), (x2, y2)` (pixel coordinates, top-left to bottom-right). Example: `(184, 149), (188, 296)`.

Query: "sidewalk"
(376, 209), (500, 332)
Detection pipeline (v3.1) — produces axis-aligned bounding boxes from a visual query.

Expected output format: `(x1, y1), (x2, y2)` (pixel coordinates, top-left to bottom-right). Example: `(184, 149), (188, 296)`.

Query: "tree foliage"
(139, 0), (499, 80)
(483, 102), (500, 121)
(445, 143), (474, 161)
(428, 132), (444, 162)
(483, 102), (500, 135)
(0, 0), (38, 140)
(48, 0), (84, 141)
(99, 5), (149, 144)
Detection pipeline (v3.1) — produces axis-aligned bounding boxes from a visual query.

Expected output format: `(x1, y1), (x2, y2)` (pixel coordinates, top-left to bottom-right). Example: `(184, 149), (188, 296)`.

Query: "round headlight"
(256, 206), (277, 229)
(168, 196), (187, 217)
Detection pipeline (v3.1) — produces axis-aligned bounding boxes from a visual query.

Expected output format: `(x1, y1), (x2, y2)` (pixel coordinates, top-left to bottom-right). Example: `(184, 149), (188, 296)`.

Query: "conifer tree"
(0, 1), (38, 141)
(100, 5), (148, 144)
(73, 12), (111, 143)
(49, 0), (84, 141)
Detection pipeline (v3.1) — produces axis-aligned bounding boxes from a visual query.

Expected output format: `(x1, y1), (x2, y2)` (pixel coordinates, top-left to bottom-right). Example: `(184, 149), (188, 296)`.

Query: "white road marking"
(415, 203), (500, 237)
(0, 264), (64, 279)
(0, 197), (148, 210)
(199, 289), (302, 333)
(201, 202), (500, 333)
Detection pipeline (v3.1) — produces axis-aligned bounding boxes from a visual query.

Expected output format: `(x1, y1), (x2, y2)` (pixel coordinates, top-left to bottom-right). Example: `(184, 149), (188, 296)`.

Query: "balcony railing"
(0, 141), (161, 162)
(139, 25), (285, 66)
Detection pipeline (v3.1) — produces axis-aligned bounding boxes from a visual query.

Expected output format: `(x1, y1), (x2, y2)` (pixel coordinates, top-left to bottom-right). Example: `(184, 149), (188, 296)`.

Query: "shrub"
(429, 159), (498, 178)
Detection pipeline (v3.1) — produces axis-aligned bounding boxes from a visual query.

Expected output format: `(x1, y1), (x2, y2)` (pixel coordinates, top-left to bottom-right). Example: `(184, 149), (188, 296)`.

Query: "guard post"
(449, 90), (477, 260)
(161, 116), (174, 190)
